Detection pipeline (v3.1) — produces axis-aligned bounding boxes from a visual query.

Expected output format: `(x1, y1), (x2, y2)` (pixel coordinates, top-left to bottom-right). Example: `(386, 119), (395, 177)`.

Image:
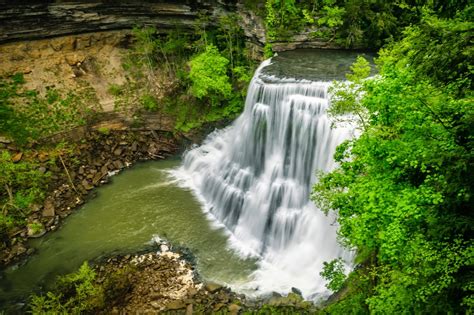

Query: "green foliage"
(140, 94), (158, 111)
(314, 5), (473, 313)
(328, 56), (371, 129)
(0, 74), (95, 144)
(107, 84), (122, 96)
(30, 262), (104, 314)
(188, 45), (232, 105)
(264, 43), (273, 58)
(317, 2), (345, 28)
(27, 222), (44, 235)
(261, 0), (469, 48)
(320, 258), (346, 292)
(97, 127), (110, 135)
(124, 18), (255, 133)
(265, 0), (302, 40)
(0, 151), (49, 241)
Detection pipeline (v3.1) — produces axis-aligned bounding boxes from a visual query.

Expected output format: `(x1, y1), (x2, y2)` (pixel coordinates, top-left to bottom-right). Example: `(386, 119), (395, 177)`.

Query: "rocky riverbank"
(38, 239), (319, 314)
(94, 240), (247, 314)
(0, 127), (180, 267)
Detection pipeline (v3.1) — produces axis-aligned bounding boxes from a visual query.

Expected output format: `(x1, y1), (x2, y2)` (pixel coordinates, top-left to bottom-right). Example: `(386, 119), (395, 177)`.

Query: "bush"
(188, 45), (232, 106)
(140, 94), (159, 111)
(30, 262), (105, 314)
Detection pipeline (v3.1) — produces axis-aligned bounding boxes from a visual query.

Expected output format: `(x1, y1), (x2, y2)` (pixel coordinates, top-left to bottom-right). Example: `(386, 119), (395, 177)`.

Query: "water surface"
(0, 159), (256, 305)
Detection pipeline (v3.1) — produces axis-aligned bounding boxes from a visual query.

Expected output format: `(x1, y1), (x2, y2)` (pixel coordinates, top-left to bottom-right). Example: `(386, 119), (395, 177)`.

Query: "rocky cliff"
(0, 0), (338, 51)
(0, 1), (202, 44)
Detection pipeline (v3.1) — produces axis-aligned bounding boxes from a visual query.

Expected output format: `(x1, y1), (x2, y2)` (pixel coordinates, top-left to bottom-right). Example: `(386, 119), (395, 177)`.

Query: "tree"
(313, 4), (473, 313)
(188, 45), (232, 106)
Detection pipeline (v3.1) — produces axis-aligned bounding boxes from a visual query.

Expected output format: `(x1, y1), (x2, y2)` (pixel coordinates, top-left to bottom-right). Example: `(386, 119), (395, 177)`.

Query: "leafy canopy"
(188, 45), (232, 106)
(313, 4), (473, 313)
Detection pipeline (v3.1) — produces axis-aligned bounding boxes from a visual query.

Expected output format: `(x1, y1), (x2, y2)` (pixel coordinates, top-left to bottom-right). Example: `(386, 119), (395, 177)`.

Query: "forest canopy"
(313, 3), (473, 313)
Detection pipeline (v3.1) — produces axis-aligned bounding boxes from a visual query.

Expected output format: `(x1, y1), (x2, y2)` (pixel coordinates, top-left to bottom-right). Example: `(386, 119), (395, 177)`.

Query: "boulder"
(113, 160), (124, 169)
(81, 179), (94, 190)
(42, 198), (55, 217)
(92, 172), (103, 184)
(205, 282), (223, 293)
(113, 148), (123, 156)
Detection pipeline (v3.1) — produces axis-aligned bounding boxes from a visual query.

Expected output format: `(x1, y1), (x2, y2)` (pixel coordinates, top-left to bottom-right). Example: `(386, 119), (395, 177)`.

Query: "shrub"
(140, 94), (159, 111)
(188, 45), (232, 106)
(30, 262), (105, 314)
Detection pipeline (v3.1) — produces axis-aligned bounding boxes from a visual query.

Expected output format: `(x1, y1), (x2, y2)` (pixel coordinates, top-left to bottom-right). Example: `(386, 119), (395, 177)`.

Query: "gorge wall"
(0, 0), (342, 136)
(0, 0), (339, 51)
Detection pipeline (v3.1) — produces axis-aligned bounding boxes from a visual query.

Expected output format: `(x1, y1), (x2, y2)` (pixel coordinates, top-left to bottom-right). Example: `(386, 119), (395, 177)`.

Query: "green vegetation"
(0, 74), (97, 144)
(116, 14), (255, 133)
(259, 0), (470, 49)
(0, 151), (50, 248)
(188, 45), (232, 105)
(30, 262), (104, 313)
(313, 3), (473, 313)
(320, 258), (346, 292)
(29, 261), (134, 314)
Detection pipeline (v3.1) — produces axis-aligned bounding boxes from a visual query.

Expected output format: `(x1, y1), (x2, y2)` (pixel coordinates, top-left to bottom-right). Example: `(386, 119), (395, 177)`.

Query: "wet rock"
(29, 203), (41, 213)
(214, 303), (225, 312)
(42, 198), (55, 217)
(113, 160), (124, 169)
(0, 136), (11, 144)
(92, 172), (103, 184)
(205, 282), (223, 293)
(188, 287), (198, 297)
(11, 243), (27, 257)
(101, 164), (109, 176)
(81, 179), (94, 190)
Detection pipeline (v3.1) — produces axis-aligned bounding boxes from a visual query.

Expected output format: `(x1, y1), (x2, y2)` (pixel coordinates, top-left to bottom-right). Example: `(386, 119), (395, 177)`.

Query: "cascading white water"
(171, 59), (353, 300)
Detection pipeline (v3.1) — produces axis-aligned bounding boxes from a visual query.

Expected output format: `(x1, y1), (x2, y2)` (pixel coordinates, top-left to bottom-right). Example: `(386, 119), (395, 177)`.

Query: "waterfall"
(171, 59), (353, 300)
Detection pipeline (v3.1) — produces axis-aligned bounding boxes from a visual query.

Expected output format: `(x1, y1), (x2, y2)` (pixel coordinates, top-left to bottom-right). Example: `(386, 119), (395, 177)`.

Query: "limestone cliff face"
(0, 1), (203, 44)
(0, 1), (337, 52)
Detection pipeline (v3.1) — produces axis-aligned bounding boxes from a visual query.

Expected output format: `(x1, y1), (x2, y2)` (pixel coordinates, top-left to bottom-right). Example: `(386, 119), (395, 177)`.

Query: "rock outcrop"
(0, 1), (201, 44)
(0, 0), (339, 52)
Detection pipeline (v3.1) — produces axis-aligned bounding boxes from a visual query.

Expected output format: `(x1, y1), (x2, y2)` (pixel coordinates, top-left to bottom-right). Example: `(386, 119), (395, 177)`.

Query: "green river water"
(0, 159), (256, 306)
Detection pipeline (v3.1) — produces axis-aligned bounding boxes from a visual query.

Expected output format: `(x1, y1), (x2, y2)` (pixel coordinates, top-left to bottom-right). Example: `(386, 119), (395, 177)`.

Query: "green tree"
(188, 45), (232, 106)
(313, 4), (473, 313)
(320, 258), (347, 292)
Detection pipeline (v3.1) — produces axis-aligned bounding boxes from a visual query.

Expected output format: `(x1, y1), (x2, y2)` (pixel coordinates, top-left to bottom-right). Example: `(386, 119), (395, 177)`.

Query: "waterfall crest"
(171, 59), (353, 299)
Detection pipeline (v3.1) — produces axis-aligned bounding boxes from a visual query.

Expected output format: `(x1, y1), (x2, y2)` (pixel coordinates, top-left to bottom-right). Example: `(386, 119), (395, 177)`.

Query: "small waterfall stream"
(172, 59), (354, 299)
